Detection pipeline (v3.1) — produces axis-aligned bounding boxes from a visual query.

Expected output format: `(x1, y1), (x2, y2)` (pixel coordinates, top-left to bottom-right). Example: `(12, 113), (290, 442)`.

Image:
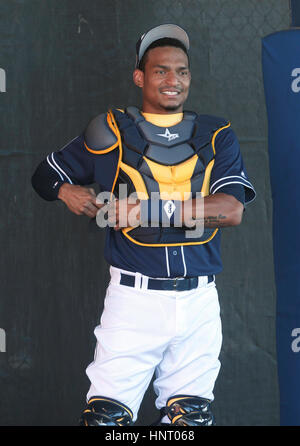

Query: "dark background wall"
(291, 0), (300, 25)
(0, 0), (291, 425)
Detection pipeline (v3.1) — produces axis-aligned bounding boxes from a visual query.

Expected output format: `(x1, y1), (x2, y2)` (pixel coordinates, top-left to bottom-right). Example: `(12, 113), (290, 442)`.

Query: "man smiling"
(133, 43), (191, 113)
(31, 24), (256, 426)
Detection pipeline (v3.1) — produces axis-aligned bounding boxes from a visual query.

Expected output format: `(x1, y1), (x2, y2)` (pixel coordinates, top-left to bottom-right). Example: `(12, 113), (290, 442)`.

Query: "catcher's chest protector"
(110, 107), (229, 247)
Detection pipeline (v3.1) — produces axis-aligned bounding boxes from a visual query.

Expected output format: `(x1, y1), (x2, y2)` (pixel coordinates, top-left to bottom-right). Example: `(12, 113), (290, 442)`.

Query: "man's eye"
(180, 71), (188, 76)
(156, 70), (165, 75)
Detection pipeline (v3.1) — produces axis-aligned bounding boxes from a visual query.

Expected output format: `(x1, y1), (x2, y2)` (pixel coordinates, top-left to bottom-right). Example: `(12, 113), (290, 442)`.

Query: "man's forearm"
(99, 193), (244, 230)
(185, 193), (244, 228)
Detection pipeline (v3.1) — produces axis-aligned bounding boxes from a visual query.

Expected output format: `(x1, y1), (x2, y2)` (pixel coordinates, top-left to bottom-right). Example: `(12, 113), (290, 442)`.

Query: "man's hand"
(107, 198), (141, 231)
(58, 183), (103, 218)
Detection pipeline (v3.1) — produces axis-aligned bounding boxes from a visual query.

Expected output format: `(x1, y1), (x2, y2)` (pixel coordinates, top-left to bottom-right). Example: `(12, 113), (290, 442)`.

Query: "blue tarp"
(262, 29), (300, 426)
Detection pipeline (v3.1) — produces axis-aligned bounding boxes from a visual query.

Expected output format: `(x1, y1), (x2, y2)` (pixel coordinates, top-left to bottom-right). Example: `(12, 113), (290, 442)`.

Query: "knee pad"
(165, 395), (215, 426)
(79, 396), (133, 426)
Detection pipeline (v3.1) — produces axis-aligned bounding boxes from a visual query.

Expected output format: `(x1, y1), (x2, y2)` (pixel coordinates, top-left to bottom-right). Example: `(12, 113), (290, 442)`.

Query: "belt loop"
(141, 274), (149, 291)
(197, 275), (207, 288)
(198, 276), (204, 288)
(135, 272), (142, 289)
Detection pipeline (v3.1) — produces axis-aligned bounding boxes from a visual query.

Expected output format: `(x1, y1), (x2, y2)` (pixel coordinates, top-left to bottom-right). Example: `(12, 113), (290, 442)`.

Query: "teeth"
(162, 91), (178, 95)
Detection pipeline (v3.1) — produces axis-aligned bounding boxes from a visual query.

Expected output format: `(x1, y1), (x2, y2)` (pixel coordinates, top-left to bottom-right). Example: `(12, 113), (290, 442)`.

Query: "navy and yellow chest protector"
(84, 106), (230, 247)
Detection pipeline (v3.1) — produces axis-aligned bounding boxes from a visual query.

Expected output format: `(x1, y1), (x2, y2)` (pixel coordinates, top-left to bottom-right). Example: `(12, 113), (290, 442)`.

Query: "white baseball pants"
(86, 266), (222, 422)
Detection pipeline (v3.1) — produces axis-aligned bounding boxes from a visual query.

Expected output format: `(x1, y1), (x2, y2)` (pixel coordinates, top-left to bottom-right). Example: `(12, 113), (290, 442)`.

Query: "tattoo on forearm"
(195, 214), (227, 227)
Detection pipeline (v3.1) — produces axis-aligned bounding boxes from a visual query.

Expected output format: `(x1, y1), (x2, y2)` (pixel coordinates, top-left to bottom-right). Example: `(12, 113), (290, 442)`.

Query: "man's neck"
(142, 111), (183, 127)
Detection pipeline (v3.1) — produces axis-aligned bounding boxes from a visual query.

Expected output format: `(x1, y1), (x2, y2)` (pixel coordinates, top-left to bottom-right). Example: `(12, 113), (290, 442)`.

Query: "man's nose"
(165, 71), (180, 86)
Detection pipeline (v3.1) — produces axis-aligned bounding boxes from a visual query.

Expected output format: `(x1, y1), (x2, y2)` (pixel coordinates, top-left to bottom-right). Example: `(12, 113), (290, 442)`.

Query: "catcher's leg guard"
(164, 395), (215, 426)
(79, 396), (133, 426)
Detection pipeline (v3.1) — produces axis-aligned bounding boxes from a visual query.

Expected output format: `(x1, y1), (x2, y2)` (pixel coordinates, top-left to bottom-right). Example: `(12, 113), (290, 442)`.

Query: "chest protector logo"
(85, 106), (230, 247)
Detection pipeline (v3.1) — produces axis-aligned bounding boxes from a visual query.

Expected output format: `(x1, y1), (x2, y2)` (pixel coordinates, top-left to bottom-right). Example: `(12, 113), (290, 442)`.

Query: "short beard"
(160, 104), (182, 112)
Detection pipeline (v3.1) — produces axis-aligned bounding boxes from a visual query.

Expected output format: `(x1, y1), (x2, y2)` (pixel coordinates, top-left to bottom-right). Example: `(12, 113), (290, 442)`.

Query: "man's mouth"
(160, 90), (181, 96)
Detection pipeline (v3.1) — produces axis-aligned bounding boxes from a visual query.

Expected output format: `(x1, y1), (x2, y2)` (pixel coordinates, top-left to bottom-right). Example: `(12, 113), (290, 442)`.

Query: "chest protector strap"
(109, 107), (230, 247)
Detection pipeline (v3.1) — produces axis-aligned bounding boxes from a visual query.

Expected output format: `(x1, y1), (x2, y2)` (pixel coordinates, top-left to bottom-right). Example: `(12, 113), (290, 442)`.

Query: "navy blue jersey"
(31, 112), (256, 278)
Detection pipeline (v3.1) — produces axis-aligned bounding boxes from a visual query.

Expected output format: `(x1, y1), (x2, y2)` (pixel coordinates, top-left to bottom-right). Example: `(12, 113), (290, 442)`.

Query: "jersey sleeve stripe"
(211, 180), (253, 194)
(46, 155), (64, 181)
(210, 175), (252, 193)
(211, 180), (256, 204)
(51, 152), (73, 184)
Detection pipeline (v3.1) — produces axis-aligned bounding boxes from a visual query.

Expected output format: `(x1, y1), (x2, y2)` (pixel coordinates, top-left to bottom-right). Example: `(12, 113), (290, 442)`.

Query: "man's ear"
(133, 69), (144, 88)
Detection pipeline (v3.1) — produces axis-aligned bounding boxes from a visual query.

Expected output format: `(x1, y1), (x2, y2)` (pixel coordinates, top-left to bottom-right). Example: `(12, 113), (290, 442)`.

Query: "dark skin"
(133, 46), (191, 114)
(58, 45), (243, 228)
